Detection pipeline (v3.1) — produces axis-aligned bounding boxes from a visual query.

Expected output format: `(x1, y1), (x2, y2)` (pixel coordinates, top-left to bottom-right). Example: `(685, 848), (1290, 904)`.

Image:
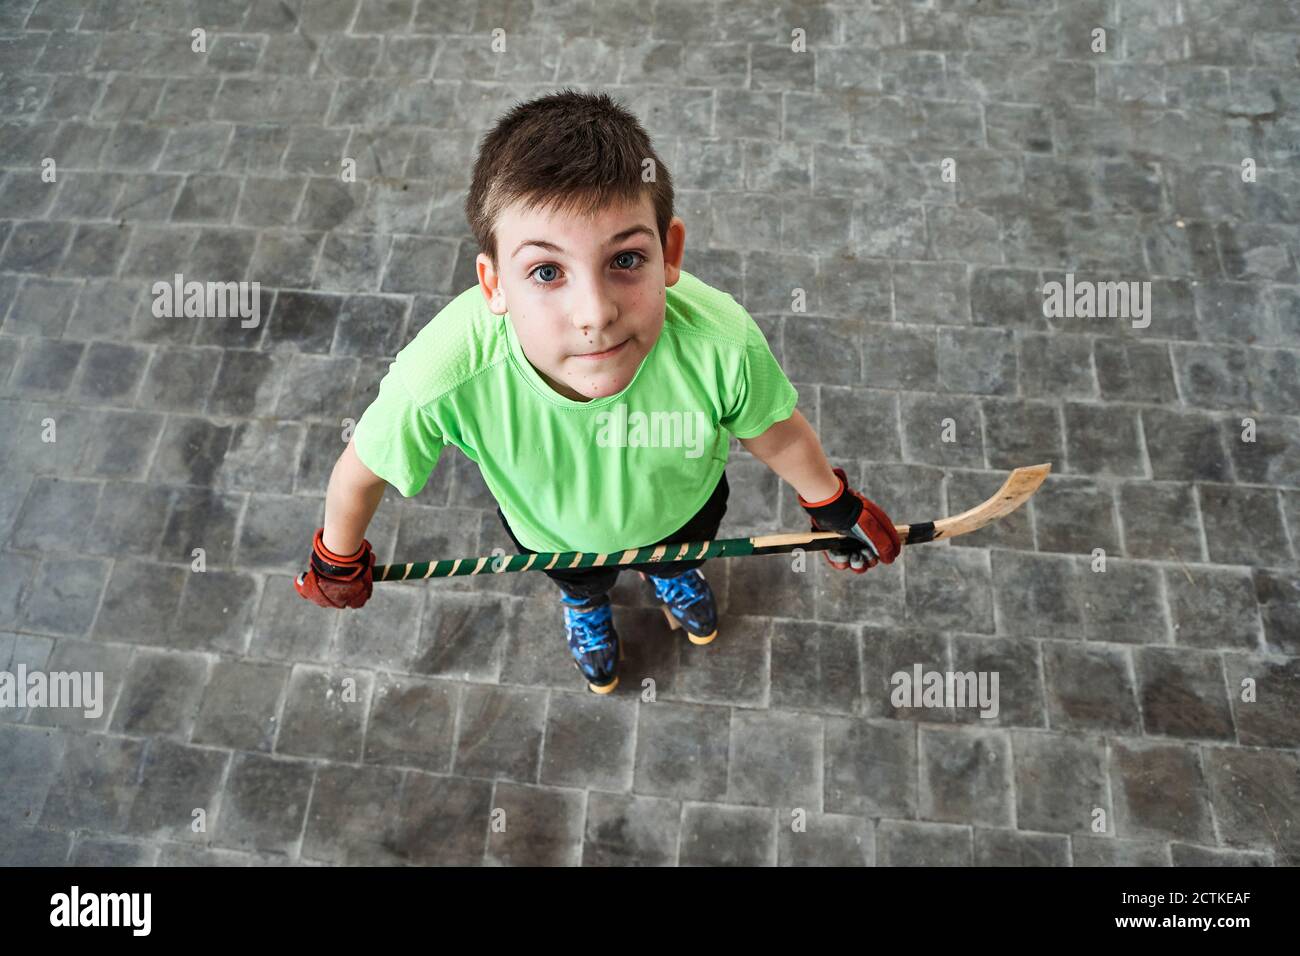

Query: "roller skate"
(637, 568), (718, 645)
(560, 593), (621, 694)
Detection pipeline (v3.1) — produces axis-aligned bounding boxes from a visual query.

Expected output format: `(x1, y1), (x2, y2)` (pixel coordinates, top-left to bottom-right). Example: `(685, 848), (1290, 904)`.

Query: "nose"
(570, 276), (620, 337)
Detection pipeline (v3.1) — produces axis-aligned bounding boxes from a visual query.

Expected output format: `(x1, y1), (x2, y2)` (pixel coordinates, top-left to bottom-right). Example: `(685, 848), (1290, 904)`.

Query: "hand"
(798, 467), (901, 573)
(294, 527), (375, 609)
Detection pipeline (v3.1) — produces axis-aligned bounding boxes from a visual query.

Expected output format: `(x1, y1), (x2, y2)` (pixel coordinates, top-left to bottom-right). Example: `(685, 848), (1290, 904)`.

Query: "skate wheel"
(588, 674), (619, 695)
(688, 629), (717, 646)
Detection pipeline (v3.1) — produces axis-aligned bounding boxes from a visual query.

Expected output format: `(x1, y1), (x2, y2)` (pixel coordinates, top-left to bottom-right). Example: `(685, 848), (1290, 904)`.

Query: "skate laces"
(649, 571), (706, 610)
(565, 602), (613, 654)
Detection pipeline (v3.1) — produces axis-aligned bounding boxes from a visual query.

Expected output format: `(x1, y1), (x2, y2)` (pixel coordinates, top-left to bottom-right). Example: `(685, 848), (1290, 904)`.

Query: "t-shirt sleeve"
(351, 364), (446, 498)
(719, 312), (799, 439)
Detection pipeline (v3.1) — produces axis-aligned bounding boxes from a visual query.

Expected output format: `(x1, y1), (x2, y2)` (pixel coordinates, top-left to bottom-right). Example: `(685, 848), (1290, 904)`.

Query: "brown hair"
(464, 88), (675, 268)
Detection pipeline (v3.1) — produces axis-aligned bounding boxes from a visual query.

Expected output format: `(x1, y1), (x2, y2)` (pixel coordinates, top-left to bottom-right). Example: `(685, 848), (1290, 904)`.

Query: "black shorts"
(495, 470), (731, 601)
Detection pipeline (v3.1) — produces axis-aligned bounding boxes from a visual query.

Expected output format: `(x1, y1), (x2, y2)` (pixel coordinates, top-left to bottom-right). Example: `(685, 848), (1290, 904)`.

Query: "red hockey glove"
(798, 467), (901, 573)
(294, 527), (375, 609)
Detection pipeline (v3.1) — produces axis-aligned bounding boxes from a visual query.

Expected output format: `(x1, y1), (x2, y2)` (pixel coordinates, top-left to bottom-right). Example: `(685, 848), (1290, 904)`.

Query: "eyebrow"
(511, 225), (657, 260)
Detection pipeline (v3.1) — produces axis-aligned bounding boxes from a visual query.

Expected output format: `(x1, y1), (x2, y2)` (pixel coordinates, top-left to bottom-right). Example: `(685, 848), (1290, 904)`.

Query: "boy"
(295, 90), (901, 694)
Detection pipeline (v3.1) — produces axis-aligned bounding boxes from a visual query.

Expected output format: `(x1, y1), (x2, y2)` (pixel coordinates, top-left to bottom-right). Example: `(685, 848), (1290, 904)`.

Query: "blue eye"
(527, 251), (646, 288)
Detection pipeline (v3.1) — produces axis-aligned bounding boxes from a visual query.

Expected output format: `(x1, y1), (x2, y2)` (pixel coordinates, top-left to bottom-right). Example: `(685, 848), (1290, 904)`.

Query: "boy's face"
(477, 193), (686, 403)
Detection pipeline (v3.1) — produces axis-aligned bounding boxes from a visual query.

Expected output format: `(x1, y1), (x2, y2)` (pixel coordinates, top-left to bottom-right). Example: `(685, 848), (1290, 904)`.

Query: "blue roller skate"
(560, 593), (621, 694)
(638, 568), (718, 645)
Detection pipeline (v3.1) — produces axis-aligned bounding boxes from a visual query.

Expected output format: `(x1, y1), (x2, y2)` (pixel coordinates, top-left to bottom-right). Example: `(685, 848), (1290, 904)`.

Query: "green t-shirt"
(352, 269), (798, 554)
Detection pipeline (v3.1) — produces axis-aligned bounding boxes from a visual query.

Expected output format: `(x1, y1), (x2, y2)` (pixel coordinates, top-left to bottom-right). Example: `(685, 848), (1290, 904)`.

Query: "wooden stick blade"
(900, 462), (1051, 544)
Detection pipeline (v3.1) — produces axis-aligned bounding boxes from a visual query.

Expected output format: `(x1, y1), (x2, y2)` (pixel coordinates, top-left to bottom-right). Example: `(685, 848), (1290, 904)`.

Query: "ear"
(477, 252), (507, 314)
(661, 216), (687, 286)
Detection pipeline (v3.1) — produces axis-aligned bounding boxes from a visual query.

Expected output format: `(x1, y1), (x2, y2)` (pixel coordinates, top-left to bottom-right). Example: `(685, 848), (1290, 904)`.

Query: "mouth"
(574, 338), (628, 360)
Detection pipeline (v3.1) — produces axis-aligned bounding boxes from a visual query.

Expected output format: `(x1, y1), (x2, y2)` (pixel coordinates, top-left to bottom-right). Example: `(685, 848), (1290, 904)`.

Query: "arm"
(738, 408), (841, 503)
(322, 438), (388, 556)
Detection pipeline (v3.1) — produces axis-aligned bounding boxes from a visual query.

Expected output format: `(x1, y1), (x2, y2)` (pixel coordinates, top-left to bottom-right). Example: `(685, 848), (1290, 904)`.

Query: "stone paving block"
(191, 658), (287, 753)
(1253, 569), (1300, 655)
(540, 690), (636, 792)
(1018, 333), (1095, 399)
(156, 487), (243, 565)
(235, 494), (323, 571)
(1164, 566), (1262, 651)
(301, 763), (406, 865)
(0, 725), (67, 828)
(877, 820), (973, 866)
(947, 634), (1045, 730)
(633, 701), (730, 801)
(861, 624), (953, 723)
(769, 618), (856, 715)
(582, 791), (681, 867)
(364, 674), (457, 773)
(974, 829), (1071, 866)
(1117, 481), (1205, 562)
(819, 387), (899, 463)
(391, 772), (493, 866)
(137, 345), (221, 412)
(485, 782), (585, 867)
(78, 408), (166, 481)
(1202, 747), (1300, 863)
(1170, 843), (1273, 866)
(1226, 415), (1300, 490)
(1140, 407), (1233, 482)
(824, 716), (916, 817)
(1042, 642), (1141, 734)
(1109, 738), (1216, 843)
(411, 590), (510, 683)
(1221, 654), (1300, 749)
(453, 682), (547, 782)
(276, 666), (371, 762)
(660, 612), (764, 707)
(903, 545), (994, 633)
(1063, 403), (1146, 478)
(679, 803), (776, 866)
(777, 810), (874, 866)
(0, 826), (71, 865)
(1197, 483), (1292, 567)
(918, 726), (1013, 828)
(1072, 836), (1170, 866)
(727, 709), (822, 809)
(784, 316), (863, 386)
(18, 558), (111, 640)
(69, 838), (159, 867)
(125, 739), (228, 842)
(171, 569), (258, 654)
(1012, 731), (1108, 836)
(10, 477), (100, 552)
(214, 752), (314, 855)
(1134, 648), (1236, 741)
(1077, 558), (1169, 644)
(992, 551), (1087, 640)
(9, 340), (83, 396)
(898, 392), (985, 469)
(1033, 475), (1118, 556)
(40, 732), (145, 832)
(93, 560), (187, 645)
(109, 649), (209, 738)
(215, 421), (304, 494)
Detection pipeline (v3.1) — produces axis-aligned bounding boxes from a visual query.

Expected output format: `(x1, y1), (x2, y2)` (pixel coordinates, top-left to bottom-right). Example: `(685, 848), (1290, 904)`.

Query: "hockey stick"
(373, 462), (1051, 582)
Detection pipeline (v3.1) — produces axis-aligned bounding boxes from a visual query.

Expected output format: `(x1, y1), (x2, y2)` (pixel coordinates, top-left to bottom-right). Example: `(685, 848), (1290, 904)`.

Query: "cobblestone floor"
(1, 0), (1298, 866)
